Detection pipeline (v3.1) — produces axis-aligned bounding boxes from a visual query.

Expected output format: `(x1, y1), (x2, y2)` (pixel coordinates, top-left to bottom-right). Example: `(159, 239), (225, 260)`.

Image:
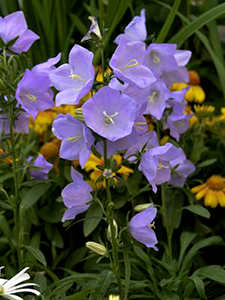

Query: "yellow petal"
(193, 86), (206, 103)
(195, 187), (209, 200)
(217, 191), (225, 207)
(185, 87), (195, 102)
(204, 190), (218, 208)
(191, 183), (207, 194)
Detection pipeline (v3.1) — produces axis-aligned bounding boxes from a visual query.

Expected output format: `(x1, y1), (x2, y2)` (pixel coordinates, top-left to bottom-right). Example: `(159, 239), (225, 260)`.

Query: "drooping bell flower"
(0, 11), (39, 53)
(129, 206), (158, 250)
(109, 41), (156, 88)
(16, 69), (54, 119)
(49, 44), (95, 106)
(62, 168), (93, 222)
(52, 113), (94, 168)
(139, 143), (182, 192)
(27, 154), (53, 180)
(115, 9), (147, 44)
(82, 86), (137, 142)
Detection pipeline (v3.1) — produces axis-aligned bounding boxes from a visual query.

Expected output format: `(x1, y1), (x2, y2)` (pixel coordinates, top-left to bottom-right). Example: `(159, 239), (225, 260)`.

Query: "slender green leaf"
(194, 265), (225, 284)
(197, 158), (217, 168)
(189, 275), (206, 299)
(178, 232), (197, 269)
(65, 290), (91, 300)
(169, 3), (225, 46)
(21, 183), (51, 210)
(89, 270), (115, 300)
(152, 0), (225, 100)
(180, 236), (223, 274)
(24, 245), (47, 267)
(156, 0), (181, 43)
(83, 202), (103, 237)
(184, 205), (210, 219)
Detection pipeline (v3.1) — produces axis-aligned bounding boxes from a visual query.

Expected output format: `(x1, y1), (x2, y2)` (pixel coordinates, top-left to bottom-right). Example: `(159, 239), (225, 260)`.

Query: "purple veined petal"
(108, 77), (128, 92)
(52, 114), (83, 139)
(49, 64), (83, 91)
(55, 88), (81, 106)
(130, 224), (158, 250)
(153, 161), (171, 185)
(130, 206), (157, 227)
(138, 151), (158, 183)
(71, 168), (83, 181)
(149, 179), (157, 193)
(162, 67), (190, 87)
(28, 154), (53, 179)
(82, 86), (137, 142)
(79, 148), (91, 168)
(110, 41), (156, 88)
(69, 44), (95, 82)
(17, 69), (50, 92)
(59, 138), (85, 160)
(149, 143), (181, 161)
(62, 182), (92, 208)
(32, 53), (61, 74)
(129, 206), (158, 249)
(0, 11), (27, 44)
(174, 50), (192, 67)
(62, 205), (90, 222)
(170, 148), (186, 168)
(148, 43), (177, 56)
(115, 9), (147, 44)
(10, 29), (40, 54)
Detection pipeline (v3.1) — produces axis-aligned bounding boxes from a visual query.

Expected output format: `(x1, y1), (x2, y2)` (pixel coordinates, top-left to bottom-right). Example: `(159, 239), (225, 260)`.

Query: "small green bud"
(134, 203), (153, 212)
(107, 219), (118, 241)
(86, 241), (107, 256)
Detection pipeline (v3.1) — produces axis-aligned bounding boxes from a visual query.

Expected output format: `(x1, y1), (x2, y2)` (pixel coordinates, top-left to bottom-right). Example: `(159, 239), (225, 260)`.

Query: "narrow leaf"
(89, 270), (115, 300)
(189, 275), (206, 299)
(184, 205), (210, 219)
(21, 183), (51, 210)
(83, 202), (103, 237)
(178, 232), (197, 269)
(194, 265), (225, 284)
(24, 245), (47, 267)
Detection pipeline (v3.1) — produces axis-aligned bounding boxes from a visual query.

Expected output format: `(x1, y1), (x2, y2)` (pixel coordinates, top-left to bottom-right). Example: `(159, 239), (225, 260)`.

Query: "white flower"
(0, 267), (40, 300)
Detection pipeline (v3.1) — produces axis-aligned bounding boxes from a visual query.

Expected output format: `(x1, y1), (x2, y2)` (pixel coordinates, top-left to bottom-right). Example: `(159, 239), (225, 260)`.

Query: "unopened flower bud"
(107, 219), (118, 241)
(81, 16), (102, 43)
(109, 295), (120, 300)
(134, 203), (153, 212)
(85, 241), (107, 256)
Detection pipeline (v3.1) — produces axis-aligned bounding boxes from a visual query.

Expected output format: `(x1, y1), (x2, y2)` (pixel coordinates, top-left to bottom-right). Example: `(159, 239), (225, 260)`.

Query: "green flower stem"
(9, 104), (22, 269)
(103, 139), (123, 298)
(161, 184), (172, 264)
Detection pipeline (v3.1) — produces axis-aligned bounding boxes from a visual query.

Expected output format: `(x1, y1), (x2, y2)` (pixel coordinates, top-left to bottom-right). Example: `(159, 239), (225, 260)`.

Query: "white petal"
(3, 268), (30, 289)
(6, 282), (39, 292)
(8, 288), (40, 296)
(1, 294), (24, 300)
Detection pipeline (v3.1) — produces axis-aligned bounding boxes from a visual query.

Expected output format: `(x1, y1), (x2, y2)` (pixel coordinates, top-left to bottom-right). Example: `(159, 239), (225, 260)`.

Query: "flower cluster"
(49, 10), (196, 249)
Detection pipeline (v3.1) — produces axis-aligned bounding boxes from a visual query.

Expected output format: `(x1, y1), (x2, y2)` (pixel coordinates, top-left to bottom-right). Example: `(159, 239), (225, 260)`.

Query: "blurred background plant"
(1, 0), (225, 299)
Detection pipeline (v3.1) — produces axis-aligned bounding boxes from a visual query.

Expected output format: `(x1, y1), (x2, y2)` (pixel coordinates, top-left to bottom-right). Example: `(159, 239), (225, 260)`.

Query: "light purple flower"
(0, 11), (39, 53)
(139, 143), (182, 192)
(52, 113), (94, 167)
(0, 110), (29, 134)
(27, 154), (53, 179)
(32, 53), (61, 86)
(144, 43), (178, 77)
(115, 9), (146, 44)
(82, 86), (137, 142)
(49, 44), (95, 106)
(129, 206), (158, 250)
(109, 41), (156, 88)
(16, 69), (54, 119)
(62, 168), (93, 222)
(169, 150), (195, 187)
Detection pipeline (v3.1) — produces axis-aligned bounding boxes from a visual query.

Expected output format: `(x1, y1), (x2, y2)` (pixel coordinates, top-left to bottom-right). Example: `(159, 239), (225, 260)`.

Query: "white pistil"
(103, 111), (119, 126)
(157, 163), (169, 170)
(149, 221), (155, 229)
(103, 168), (113, 179)
(148, 91), (158, 103)
(69, 70), (85, 81)
(121, 59), (139, 70)
(66, 135), (83, 142)
(153, 52), (161, 64)
(24, 94), (37, 102)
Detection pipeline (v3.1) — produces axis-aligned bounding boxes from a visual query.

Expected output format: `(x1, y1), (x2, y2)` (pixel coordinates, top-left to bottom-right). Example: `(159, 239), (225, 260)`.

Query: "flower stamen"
(148, 91), (158, 103)
(66, 135), (83, 142)
(24, 94), (37, 102)
(69, 70), (85, 81)
(121, 59), (139, 70)
(103, 111), (119, 126)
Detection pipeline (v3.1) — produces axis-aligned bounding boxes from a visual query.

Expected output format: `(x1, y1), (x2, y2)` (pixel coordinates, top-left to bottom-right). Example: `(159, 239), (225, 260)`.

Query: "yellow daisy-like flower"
(171, 71), (206, 103)
(194, 105), (215, 119)
(84, 153), (133, 189)
(191, 175), (225, 208)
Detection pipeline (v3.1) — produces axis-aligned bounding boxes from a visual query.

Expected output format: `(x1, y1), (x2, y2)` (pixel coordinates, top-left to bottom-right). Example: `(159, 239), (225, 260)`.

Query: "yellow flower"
(171, 71), (205, 103)
(194, 105), (215, 119)
(84, 153), (133, 189)
(191, 175), (225, 208)
(109, 296), (120, 300)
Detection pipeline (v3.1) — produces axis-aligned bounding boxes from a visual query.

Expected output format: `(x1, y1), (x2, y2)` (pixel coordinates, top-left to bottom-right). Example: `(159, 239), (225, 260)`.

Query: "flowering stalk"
(103, 139), (123, 297)
(161, 184), (172, 264)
